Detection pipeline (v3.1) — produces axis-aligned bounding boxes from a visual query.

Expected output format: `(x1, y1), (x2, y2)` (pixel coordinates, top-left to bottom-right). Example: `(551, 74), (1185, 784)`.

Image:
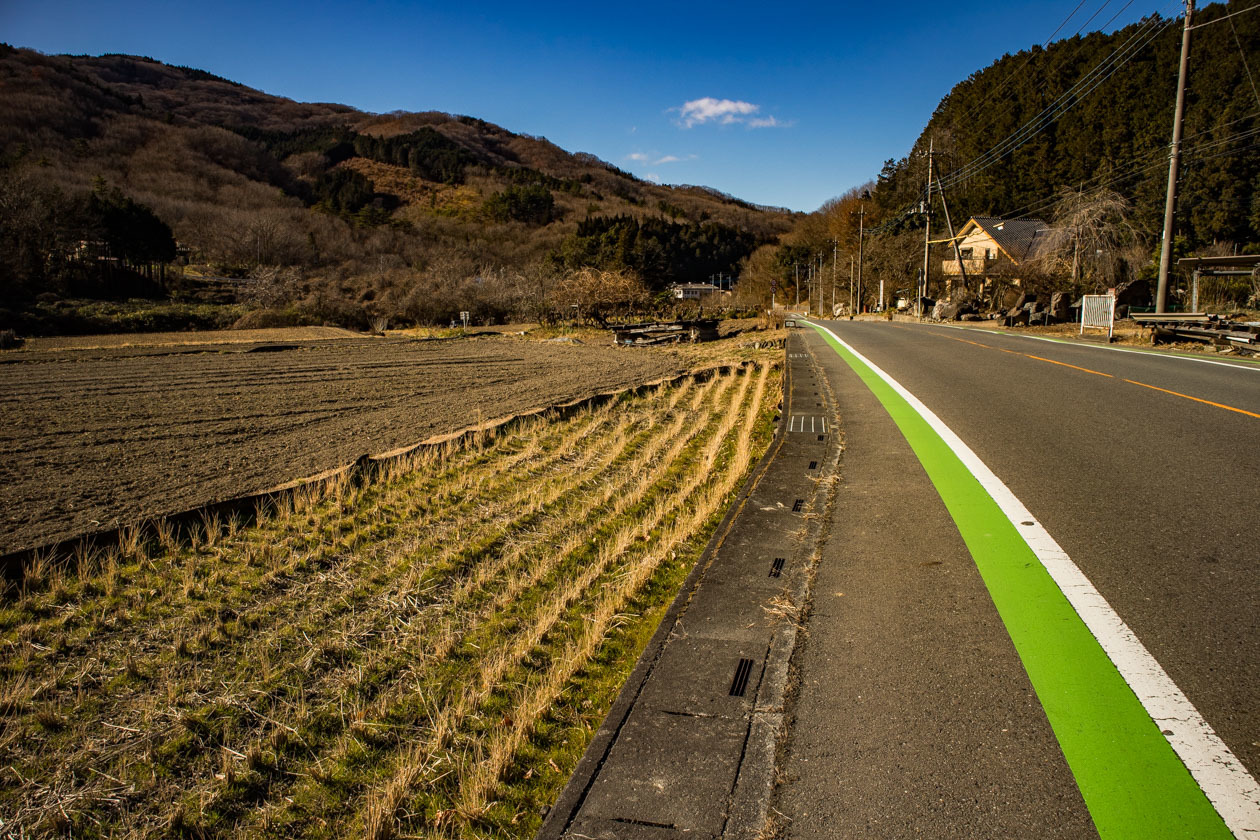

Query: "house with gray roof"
(942, 216), (1050, 286)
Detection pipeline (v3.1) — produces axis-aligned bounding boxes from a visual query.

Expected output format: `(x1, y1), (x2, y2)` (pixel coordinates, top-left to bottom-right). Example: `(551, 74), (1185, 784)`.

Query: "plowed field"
(0, 332), (686, 554)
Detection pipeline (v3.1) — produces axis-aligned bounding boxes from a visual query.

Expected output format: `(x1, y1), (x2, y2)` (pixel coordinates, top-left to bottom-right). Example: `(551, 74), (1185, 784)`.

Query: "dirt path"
(0, 333), (685, 554)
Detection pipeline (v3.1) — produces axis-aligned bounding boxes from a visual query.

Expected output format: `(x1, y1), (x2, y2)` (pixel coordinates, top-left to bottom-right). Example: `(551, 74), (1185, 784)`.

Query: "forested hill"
(0, 46), (792, 328)
(873, 1), (1259, 249)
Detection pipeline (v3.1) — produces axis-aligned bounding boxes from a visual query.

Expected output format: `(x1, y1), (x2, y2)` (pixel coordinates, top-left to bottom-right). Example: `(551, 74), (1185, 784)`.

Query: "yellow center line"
(922, 325), (1258, 418)
(1123, 379), (1260, 419)
(943, 334), (1016, 353)
(1024, 354), (1113, 377)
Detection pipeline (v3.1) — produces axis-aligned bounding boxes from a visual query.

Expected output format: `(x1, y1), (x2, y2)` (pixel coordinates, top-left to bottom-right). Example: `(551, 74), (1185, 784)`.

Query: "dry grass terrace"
(0, 343), (782, 839)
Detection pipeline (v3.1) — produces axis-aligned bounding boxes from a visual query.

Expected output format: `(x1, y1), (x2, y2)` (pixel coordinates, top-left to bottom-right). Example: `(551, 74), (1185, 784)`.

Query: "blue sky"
(2, 0), (1169, 211)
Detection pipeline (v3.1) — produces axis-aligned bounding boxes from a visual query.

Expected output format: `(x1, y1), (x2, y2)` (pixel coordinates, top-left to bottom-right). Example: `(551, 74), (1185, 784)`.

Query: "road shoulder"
(769, 325), (1098, 839)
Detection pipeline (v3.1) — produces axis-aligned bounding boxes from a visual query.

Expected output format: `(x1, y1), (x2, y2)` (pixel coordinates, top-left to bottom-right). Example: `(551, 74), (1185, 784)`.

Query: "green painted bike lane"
(806, 321), (1231, 840)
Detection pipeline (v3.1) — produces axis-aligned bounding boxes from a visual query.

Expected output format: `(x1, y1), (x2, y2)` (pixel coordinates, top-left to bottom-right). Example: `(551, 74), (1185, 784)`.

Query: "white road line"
(809, 320), (1260, 838)
(944, 324), (1260, 373)
(789, 415), (826, 434)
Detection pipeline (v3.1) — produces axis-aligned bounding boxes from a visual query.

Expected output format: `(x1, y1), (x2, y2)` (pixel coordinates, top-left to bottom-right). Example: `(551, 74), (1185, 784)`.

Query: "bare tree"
(551, 268), (649, 325)
(242, 265), (301, 307)
(1035, 187), (1146, 293)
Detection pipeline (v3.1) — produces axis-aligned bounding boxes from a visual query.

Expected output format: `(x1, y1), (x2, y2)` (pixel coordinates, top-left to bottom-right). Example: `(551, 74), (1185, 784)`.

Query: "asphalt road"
(775, 320), (1259, 838)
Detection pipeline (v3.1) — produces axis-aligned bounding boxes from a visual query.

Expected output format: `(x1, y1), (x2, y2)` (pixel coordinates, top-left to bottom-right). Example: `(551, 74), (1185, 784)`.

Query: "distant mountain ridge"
(0, 45), (792, 328)
(0, 45), (789, 223)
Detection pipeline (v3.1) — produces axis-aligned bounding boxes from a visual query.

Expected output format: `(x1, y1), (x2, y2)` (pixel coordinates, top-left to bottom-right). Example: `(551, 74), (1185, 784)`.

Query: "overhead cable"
(936, 5), (1181, 191)
(951, 0), (1096, 127)
(1188, 2), (1260, 29)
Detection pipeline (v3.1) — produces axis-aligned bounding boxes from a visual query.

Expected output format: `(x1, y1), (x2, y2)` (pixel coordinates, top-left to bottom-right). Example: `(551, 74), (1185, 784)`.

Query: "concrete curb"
(538, 332), (842, 839)
(537, 360), (793, 839)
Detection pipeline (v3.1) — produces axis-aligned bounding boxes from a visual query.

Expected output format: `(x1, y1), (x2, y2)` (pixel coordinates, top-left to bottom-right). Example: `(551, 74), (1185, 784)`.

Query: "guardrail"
(1130, 312), (1260, 353)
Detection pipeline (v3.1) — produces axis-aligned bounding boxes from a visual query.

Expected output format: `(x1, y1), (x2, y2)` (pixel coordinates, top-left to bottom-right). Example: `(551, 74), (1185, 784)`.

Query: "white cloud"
(675, 97), (789, 129)
(626, 153), (697, 167)
(645, 173), (661, 183)
(748, 116), (789, 128)
(677, 97), (759, 127)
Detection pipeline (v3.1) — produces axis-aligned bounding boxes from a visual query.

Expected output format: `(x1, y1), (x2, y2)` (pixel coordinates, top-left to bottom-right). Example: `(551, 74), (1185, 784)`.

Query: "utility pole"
(794, 263), (800, 307)
(849, 255), (855, 316)
(936, 177), (968, 301)
(1157, 0), (1194, 313)
(816, 254), (823, 316)
(856, 207), (865, 314)
(831, 239), (837, 317)
(920, 138), (934, 318)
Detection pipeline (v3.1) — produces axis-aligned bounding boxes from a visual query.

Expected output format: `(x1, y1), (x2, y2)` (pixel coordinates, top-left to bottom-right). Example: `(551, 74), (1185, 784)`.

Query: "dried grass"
(0, 361), (783, 839)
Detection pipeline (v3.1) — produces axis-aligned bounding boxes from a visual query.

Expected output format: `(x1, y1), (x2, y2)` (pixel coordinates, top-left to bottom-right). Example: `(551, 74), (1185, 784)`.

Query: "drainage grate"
(792, 499), (804, 512)
(730, 658), (755, 696)
(612, 817), (677, 830)
(808, 460), (818, 470)
(769, 557), (786, 578)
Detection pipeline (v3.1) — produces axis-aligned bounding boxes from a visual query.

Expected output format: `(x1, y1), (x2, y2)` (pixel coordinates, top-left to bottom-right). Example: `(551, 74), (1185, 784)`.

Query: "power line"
(1097, 0), (1144, 31)
(1003, 157), (1169, 220)
(951, 0), (1096, 127)
(1182, 109), (1260, 142)
(1001, 123), (1260, 221)
(866, 104), (1253, 238)
(1227, 9), (1260, 109)
(868, 2), (1174, 230)
(1003, 109), (1260, 220)
(940, 1), (1171, 175)
(1073, 0), (1127, 39)
(955, 1), (1143, 143)
(1188, 2), (1260, 29)
(936, 5), (1181, 191)
(1183, 122), (1260, 154)
(938, 14), (1179, 190)
(861, 1), (1250, 240)
(1184, 135), (1260, 164)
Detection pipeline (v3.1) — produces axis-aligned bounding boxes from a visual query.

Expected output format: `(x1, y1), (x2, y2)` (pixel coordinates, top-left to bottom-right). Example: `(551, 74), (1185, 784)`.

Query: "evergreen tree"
(876, 2), (1259, 249)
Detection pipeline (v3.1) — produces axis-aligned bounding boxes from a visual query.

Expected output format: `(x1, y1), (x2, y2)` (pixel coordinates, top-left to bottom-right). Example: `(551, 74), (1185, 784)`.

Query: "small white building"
(670, 282), (722, 300)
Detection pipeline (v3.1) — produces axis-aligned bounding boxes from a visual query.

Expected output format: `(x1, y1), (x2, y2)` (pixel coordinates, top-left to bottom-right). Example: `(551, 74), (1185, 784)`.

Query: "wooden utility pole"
(920, 139), (934, 318)
(856, 207), (865, 314)
(849, 255), (855, 315)
(1156, 0), (1195, 313)
(817, 254), (824, 316)
(935, 177), (967, 301)
(831, 239), (837, 317)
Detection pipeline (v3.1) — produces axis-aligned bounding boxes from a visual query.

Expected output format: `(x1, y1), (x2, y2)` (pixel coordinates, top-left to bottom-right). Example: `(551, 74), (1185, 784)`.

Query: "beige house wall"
(942, 226), (999, 275)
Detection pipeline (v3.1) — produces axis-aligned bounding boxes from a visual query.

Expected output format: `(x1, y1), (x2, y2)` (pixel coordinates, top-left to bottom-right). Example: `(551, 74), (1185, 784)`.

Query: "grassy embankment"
(0, 354), (782, 838)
